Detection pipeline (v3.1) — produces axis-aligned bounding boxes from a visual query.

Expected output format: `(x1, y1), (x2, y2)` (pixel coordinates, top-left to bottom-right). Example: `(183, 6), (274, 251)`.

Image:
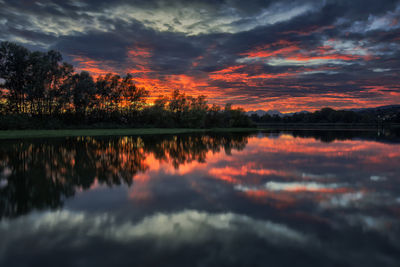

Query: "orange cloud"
(70, 39), (397, 113)
(240, 38), (376, 64)
(241, 45), (300, 58)
(71, 55), (118, 77)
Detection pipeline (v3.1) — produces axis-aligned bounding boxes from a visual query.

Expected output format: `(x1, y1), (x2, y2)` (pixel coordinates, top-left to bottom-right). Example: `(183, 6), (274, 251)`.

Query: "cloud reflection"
(1, 131), (400, 266)
(0, 209), (309, 250)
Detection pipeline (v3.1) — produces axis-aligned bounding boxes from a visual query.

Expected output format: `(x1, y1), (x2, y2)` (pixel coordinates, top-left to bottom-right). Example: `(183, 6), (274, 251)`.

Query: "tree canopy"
(0, 42), (253, 129)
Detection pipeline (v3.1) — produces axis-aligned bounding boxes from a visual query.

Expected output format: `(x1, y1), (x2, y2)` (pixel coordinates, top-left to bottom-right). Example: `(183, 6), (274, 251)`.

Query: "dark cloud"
(1, 0), (399, 111)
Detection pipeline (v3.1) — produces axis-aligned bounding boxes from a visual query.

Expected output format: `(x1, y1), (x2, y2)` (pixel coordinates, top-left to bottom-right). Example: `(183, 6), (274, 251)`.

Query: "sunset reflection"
(1, 131), (400, 266)
(1, 131), (400, 217)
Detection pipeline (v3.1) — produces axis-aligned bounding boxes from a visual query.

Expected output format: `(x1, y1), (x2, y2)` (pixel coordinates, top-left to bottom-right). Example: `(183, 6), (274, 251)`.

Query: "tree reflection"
(0, 133), (249, 218)
(266, 129), (400, 143)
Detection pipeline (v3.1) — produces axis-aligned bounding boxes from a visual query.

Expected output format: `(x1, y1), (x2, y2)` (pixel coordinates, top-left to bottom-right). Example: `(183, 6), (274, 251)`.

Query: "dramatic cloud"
(1, 0), (399, 111)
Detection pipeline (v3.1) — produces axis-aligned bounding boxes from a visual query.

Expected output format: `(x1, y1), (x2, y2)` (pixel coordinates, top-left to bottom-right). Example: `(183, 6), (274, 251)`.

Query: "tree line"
(250, 107), (400, 124)
(0, 42), (253, 129)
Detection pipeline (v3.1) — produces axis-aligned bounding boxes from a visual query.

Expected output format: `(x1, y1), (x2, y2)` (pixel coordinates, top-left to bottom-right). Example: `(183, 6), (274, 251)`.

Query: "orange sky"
(2, 0), (400, 112)
(71, 40), (400, 112)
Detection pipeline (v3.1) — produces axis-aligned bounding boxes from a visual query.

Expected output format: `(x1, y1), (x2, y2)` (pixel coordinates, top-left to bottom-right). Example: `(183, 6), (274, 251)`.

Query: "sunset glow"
(2, 0), (399, 112)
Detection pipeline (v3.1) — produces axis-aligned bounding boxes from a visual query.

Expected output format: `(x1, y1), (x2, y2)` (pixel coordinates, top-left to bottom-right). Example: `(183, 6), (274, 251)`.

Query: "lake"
(1, 130), (400, 266)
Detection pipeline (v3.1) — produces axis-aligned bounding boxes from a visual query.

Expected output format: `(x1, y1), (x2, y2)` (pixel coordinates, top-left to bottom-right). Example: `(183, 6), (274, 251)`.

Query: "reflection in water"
(0, 130), (400, 266)
(0, 133), (248, 218)
(1, 209), (309, 246)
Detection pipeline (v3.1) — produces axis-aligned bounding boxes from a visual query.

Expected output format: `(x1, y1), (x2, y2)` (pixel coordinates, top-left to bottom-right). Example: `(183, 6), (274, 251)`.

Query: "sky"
(1, 0), (400, 112)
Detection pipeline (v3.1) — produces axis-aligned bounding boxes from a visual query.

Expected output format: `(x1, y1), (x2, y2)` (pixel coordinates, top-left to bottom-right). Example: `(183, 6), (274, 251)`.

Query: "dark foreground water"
(1, 130), (400, 267)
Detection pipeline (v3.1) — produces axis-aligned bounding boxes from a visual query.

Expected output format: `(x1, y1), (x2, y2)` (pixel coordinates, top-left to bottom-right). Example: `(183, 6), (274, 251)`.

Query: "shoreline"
(0, 128), (258, 139)
(0, 124), (398, 139)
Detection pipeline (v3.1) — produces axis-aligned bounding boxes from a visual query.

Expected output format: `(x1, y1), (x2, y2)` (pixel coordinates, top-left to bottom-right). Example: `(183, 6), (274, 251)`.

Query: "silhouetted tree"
(0, 41), (30, 113)
(71, 71), (96, 116)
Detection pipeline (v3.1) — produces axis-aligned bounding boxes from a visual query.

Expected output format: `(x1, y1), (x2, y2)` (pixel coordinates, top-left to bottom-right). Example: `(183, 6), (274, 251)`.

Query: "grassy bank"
(1, 124), (398, 139)
(0, 128), (258, 139)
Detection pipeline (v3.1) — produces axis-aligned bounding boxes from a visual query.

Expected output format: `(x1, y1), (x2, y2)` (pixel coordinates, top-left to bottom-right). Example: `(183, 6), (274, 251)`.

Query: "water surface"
(1, 130), (400, 266)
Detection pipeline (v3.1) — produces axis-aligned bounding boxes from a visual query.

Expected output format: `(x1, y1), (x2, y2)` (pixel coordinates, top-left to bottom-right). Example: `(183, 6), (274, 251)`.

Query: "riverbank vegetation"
(1, 42), (398, 130)
(249, 107), (400, 124)
(0, 42), (252, 129)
